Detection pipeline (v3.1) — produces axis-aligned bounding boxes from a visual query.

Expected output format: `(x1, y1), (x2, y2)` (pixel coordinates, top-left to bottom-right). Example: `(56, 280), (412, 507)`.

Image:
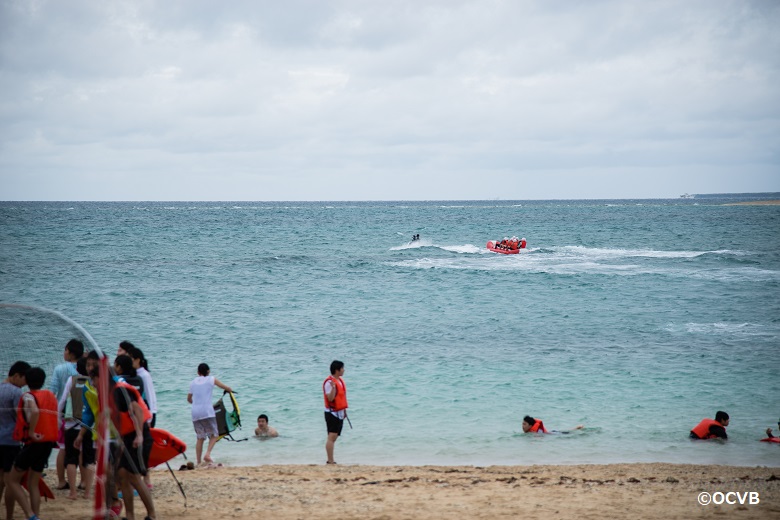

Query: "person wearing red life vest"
(522, 415), (584, 434)
(111, 374), (157, 520)
(763, 419), (780, 443)
(521, 416), (548, 433)
(690, 411), (729, 440)
(6, 367), (58, 520)
(323, 360), (348, 464)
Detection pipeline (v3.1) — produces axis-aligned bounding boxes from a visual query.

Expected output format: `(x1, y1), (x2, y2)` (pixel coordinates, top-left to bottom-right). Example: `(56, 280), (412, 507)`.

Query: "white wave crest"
(390, 242), (484, 254)
(662, 322), (778, 337)
(439, 244), (483, 254)
(390, 240), (432, 250)
(556, 246), (724, 259)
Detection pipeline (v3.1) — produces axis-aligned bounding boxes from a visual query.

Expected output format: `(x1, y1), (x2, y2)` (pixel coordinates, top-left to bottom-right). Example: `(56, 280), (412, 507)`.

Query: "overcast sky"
(1, 0), (778, 200)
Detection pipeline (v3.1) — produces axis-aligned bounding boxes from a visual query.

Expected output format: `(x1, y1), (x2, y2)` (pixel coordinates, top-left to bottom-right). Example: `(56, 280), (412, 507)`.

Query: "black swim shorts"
(64, 427), (81, 466)
(14, 442), (54, 473)
(118, 424), (153, 475)
(324, 411), (344, 436)
(0, 445), (21, 472)
(80, 435), (96, 466)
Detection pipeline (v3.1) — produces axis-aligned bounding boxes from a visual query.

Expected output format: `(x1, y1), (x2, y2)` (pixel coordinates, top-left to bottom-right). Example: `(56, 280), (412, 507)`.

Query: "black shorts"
(64, 426), (81, 466)
(0, 445), (21, 472)
(324, 412), (344, 436)
(81, 435), (95, 466)
(14, 442), (54, 473)
(118, 424), (152, 475)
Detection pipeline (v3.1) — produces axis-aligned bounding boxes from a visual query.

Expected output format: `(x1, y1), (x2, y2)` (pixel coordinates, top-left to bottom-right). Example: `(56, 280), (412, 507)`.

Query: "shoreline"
(42, 462), (780, 519)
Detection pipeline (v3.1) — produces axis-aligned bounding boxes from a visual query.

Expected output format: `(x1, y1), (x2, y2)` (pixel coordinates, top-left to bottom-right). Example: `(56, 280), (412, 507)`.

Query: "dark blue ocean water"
(1, 200), (778, 466)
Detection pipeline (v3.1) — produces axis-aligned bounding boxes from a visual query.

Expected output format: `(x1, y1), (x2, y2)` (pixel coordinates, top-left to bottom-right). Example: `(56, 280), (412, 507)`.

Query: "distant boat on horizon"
(680, 193), (695, 199)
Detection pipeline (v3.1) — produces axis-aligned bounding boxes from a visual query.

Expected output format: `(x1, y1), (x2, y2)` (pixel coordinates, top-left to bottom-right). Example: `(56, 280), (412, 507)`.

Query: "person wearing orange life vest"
(78, 363), (125, 518)
(111, 374), (157, 520)
(521, 416), (548, 433)
(522, 415), (584, 434)
(763, 419), (780, 443)
(6, 367), (58, 520)
(690, 411), (729, 440)
(323, 360), (348, 465)
(519, 237), (527, 249)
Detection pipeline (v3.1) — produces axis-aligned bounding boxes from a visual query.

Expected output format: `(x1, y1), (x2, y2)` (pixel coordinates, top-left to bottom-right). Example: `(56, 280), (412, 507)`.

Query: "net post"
(93, 355), (110, 520)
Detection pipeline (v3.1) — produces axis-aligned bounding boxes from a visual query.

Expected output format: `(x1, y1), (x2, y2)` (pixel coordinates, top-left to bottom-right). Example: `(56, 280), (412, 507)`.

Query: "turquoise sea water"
(1, 200), (778, 467)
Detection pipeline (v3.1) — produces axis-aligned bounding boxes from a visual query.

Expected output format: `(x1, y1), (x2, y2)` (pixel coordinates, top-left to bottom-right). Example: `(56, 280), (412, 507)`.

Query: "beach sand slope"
(41, 463), (779, 520)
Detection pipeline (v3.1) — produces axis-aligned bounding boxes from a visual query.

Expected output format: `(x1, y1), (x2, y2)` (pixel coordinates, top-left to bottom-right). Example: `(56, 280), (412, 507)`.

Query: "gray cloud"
(1, 0), (778, 200)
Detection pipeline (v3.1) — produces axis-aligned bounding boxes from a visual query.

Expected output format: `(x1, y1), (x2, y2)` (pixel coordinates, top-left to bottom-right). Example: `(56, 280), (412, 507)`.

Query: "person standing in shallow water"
(323, 360), (348, 464)
(254, 414), (279, 438)
(188, 363), (233, 465)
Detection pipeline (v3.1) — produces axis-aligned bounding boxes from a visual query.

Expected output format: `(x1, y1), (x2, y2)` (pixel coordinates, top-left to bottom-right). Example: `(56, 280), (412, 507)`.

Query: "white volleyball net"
(0, 303), (112, 520)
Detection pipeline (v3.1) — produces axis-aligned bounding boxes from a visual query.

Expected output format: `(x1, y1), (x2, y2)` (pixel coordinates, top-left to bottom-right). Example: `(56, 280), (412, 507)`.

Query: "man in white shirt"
(187, 363), (232, 465)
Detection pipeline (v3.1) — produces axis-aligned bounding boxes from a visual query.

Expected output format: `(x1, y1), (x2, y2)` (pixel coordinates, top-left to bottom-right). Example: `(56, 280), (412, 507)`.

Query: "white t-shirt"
(58, 377), (80, 430)
(137, 367), (157, 414)
(189, 375), (216, 421)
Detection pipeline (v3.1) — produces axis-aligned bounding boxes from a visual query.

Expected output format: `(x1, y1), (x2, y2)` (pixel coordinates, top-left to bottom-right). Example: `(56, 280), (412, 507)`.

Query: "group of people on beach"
(0, 338), (286, 520)
(0, 341), (775, 520)
(0, 339), (165, 520)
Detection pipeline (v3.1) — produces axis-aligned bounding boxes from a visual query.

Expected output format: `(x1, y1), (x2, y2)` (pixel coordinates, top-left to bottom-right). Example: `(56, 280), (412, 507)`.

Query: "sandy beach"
(37, 462), (779, 520)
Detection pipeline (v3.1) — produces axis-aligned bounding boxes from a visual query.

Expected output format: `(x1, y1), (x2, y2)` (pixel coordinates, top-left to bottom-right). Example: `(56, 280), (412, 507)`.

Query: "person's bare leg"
(1, 472), (15, 520)
(130, 472), (156, 519)
(27, 470), (44, 516)
(56, 448), (67, 488)
(80, 463), (95, 499)
(66, 463), (78, 499)
(195, 437), (204, 465)
(203, 435), (218, 463)
(119, 468), (136, 520)
(326, 432), (339, 464)
(5, 468), (32, 519)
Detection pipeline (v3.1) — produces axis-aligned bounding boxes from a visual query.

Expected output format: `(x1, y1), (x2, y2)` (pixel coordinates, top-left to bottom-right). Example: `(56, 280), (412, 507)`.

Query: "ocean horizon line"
(2, 193), (779, 204)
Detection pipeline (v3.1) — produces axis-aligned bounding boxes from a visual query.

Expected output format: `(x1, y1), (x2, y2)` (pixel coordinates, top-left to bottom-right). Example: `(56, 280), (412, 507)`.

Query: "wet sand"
(38, 462), (779, 520)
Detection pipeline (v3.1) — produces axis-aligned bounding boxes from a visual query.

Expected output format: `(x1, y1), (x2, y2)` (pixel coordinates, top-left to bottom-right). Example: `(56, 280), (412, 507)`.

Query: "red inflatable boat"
(487, 241), (519, 254)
